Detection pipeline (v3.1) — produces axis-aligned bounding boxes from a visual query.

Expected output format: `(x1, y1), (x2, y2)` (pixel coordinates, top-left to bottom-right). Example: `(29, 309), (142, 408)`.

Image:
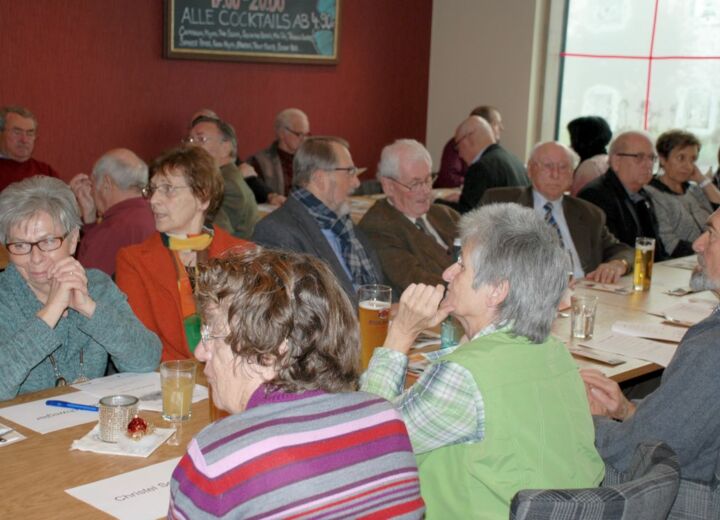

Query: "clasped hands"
(37, 257), (96, 327)
(384, 283), (454, 356)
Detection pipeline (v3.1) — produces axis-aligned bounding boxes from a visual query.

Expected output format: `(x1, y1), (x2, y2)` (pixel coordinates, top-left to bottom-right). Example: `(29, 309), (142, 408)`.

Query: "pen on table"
(45, 400), (99, 412)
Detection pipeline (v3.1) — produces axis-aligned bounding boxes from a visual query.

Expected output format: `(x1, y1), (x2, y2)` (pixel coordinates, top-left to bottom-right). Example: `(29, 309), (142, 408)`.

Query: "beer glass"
(160, 360), (196, 445)
(633, 237), (656, 291)
(358, 285), (392, 369)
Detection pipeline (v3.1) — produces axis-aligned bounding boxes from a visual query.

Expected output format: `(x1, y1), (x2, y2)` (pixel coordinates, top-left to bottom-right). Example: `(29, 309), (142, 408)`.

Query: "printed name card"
(65, 457), (181, 519)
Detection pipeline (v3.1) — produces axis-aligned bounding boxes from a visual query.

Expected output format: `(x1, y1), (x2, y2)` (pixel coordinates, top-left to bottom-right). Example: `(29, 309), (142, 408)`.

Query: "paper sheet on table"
(73, 372), (207, 412)
(576, 280), (632, 295)
(579, 333), (677, 367)
(65, 457), (180, 520)
(0, 391), (100, 434)
(611, 321), (687, 343)
(656, 301), (715, 326)
(663, 257), (698, 270)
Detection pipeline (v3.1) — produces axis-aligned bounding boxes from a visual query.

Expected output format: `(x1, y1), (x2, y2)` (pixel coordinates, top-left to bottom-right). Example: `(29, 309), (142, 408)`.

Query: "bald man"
(578, 131), (667, 259)
(455, 116), (529, 213)
(249, 108), (310, 197)
(482, 142), (633, 283)
(70, 148), (155, 276)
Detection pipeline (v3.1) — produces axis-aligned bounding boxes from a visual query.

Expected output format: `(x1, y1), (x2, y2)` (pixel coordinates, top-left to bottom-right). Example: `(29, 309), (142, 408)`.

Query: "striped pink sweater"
(169, 386), (424, 519)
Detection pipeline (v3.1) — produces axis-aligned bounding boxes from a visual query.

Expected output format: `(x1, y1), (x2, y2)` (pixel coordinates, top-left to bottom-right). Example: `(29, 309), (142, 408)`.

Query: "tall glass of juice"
(160, 360), (196, 445)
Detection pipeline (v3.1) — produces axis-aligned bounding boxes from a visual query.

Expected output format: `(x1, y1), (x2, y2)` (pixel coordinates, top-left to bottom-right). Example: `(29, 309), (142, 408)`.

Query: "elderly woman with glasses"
(0, 176), (161, 401)
(644, 129), (720, 258)
(116, 147), (252, 361)
(168, 249), (424, 519)
(362, 203), (604, 519)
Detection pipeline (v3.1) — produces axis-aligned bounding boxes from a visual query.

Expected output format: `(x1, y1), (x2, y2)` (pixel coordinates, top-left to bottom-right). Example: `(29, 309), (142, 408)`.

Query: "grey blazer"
(251, 196), (383, 302)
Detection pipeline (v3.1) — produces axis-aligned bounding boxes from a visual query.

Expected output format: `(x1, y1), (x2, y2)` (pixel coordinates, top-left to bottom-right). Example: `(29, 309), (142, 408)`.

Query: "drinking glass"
(570, 295), (598, 340)
(358, 284), (392, 369)
(633, 237), (656, 291)
(160, 360), (196, 446)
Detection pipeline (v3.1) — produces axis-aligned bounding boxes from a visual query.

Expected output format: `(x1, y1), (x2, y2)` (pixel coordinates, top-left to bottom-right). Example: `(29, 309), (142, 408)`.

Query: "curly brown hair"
(195, 248), (359, 393)
(149, 146), (224, 218)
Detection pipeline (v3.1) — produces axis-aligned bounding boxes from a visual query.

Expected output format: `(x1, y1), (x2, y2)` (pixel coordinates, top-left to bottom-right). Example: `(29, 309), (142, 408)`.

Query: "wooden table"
(0, 376), (211, 519)
(558, 257), (708, 382)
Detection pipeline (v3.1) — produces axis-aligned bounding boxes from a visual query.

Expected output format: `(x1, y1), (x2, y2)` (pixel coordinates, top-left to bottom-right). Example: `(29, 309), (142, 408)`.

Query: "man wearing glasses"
(482, 142), (633, 284)
(252, 137), (383, 302)
(0, 106), (59, 192)
(578, 131), (668, 259)
(359, 139), (460, 297)
(249, 108), (310, 198)
(186, 116), (258, 240)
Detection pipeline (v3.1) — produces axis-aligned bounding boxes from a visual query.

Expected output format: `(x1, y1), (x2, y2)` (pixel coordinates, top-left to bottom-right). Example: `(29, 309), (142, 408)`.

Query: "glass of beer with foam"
(633, 237), (656, 291)
(358, 285), (392, 369)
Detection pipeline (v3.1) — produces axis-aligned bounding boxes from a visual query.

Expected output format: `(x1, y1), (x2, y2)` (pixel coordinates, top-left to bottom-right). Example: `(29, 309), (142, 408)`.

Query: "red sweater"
(0, 157), (60, 192)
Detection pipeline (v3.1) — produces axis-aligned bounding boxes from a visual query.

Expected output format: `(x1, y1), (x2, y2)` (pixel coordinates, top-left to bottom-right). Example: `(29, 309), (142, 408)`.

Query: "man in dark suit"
(577, 131), (667, 260)
(482, 141), (633, 283)
(252, 137), (383, 302)
(455, 115), (529, 213)
(359, 139), (460, 298)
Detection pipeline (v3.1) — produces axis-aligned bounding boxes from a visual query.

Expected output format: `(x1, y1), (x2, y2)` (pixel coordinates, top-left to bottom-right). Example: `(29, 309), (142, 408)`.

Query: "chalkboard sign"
(164, 0), (340, 64)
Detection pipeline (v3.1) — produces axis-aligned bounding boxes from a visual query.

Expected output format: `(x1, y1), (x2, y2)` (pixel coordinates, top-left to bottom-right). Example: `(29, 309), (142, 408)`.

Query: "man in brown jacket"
(359, 139), (460, 298)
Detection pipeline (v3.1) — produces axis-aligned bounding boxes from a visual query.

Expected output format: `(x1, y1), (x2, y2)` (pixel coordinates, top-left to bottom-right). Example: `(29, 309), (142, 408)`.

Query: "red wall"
(0, 1), (432, 180)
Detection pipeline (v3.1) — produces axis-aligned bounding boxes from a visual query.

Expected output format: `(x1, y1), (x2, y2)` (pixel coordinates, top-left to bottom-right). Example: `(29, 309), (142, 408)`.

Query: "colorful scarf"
(161, 230), (214, 353)
(292, 188), (381, 289)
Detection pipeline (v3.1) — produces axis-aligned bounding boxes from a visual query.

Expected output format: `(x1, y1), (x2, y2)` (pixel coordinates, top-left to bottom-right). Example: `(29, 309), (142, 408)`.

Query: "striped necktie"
(543, 202), (565, 249)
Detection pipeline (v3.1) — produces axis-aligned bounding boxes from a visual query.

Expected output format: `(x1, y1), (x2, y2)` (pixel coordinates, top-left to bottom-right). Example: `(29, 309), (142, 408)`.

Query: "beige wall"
(426, 0), (556, 167)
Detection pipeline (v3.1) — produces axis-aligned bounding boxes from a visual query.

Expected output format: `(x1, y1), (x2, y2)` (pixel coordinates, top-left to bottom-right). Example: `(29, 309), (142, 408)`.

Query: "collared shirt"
(532, 191), (585, 278)
(320, 228), (353, 279)
(387, 198), (448, 248)
(360, 323), (509, 454)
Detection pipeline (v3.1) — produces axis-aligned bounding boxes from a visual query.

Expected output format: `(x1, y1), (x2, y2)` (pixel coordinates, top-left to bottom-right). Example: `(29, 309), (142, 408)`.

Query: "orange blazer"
(116, 226), (252, 361)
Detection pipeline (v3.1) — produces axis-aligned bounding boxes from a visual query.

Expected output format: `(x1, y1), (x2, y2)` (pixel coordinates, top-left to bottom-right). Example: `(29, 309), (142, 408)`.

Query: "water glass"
(570, 295), (598, 340)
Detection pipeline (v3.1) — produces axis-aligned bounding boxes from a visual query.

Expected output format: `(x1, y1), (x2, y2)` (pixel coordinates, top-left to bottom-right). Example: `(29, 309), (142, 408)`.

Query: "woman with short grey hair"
(0, 176), (161, 401)
(362, 203), (603, 519)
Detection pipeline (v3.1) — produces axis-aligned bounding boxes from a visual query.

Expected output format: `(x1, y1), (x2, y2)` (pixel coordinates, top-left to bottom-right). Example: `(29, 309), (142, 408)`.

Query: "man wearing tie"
(482, 141), (633, 283)
(359, 139), (460, 297)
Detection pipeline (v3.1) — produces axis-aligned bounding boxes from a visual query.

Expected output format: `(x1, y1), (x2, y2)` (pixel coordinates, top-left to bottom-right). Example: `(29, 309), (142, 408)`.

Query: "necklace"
(48, 348), (87, 387)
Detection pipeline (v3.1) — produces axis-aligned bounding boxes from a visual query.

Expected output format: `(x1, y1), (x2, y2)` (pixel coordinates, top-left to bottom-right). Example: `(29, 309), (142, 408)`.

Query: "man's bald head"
(92, 148), (148, 191)
(454, 116), (496, 165)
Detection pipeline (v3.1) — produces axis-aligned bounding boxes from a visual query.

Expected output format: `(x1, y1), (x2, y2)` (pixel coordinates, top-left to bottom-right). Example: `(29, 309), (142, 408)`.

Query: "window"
(557, 0), (720, 166)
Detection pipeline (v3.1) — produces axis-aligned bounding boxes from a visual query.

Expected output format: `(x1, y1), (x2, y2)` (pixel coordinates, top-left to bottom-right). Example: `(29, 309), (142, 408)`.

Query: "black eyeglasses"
(388, 174), (438, 192)
(284, 126), (310, 139)
(6, 233), (69, 255)
(616, 152), (658, 164)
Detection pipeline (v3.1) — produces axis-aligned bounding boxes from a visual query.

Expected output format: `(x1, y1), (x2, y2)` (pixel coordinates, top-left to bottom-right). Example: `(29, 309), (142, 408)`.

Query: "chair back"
(510, 441), (680, 520)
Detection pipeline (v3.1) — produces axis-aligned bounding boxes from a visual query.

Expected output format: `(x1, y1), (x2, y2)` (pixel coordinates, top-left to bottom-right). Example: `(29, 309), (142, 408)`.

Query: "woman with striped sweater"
(169, 249), (424, 519)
